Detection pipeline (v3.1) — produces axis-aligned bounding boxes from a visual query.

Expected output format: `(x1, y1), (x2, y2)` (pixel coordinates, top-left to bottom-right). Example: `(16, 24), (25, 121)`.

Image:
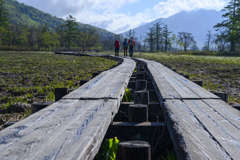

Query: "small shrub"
(96, 137), (119, 160)
(122, 88), (134, 102)
(161, 150), (178, 160)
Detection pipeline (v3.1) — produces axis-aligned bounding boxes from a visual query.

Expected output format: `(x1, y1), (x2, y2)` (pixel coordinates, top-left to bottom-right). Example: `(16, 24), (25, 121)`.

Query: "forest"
(0, 0), (240, 53)
(0, 0), (117, 51)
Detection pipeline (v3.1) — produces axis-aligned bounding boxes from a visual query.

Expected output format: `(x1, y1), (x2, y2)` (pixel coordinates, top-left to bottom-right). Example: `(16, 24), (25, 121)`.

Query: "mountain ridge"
(5, 0), (116, 38)
(121, 9), (225, 48)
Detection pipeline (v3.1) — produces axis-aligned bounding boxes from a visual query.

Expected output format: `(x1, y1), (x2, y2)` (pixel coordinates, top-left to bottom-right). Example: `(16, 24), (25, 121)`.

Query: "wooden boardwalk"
(136, 58), (240, 160)
(0, 55), (135, 160)
(0, 52), (239, 160)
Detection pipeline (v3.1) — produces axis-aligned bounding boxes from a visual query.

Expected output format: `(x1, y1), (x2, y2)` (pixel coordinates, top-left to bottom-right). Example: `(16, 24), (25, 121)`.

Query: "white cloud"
(70, 9), (153, 34)
(153, 0), (227, 18)
(18, 0), (228, 34)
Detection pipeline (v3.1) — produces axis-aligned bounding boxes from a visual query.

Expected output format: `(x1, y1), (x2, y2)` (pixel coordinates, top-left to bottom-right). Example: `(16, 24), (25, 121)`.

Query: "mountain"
(5, 0), (115, 38)
(121, 9), (225, 49)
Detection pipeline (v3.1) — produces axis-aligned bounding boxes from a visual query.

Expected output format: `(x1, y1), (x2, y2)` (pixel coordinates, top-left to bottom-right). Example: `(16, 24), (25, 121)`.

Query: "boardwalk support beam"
(55, 88), (69, 101)
(136, 80), (147, 91)
(134, 91), (149, 105)
(116, 141), (151, 160)
(128, 104), (148, 122)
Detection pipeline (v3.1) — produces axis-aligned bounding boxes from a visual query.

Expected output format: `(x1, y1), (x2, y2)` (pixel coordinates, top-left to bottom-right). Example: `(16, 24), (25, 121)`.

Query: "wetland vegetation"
(97, 51), (240, 104)
(139, 52), (240, 104)
(0, 51), (117, 129)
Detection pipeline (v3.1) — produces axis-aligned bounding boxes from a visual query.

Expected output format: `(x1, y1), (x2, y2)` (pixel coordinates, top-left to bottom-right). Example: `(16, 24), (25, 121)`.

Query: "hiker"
(83, 48), (85, 52)
(114, 40), (120, 56)
(128, 37), (136, 57)
(123, 38), (128, 56)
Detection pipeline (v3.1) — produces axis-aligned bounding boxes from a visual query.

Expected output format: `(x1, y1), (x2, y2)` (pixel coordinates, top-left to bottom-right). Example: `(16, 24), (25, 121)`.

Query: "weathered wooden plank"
(203, 99), (240, 129)
(35, 99), (118, 160)
(0, 54), (135, 160)
(0, 99), (79, 153)
(0, 99), (118, 160)
(151, 61), (219, 99)
(184, 100), (240, 159)
(171, 72), (219, 99)
(63, 58), (135, 101)
(147, 63), (181, 100)
(109, 58), (136, 74)
(164, 100), (231, 160)
(150, 62), (200, 99)
(64, 72), (130, 105)
(139, 59), (219, 100)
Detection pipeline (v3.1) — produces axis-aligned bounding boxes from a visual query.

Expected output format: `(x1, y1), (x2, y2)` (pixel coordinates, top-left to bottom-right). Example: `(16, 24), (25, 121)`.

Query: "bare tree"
(191, 41), (199, 51)
(203, 30), (214, 51)
(125, 29), (137, 39)
(178, 32), (196, 52)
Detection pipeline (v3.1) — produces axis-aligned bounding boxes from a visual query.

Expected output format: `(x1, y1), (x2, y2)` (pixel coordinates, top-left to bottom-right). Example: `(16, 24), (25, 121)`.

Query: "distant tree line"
(125, 22), (198, 52)
(1, 0), (238, 52)
(202, 0), (240, 52)
(0, 0), (119, 51)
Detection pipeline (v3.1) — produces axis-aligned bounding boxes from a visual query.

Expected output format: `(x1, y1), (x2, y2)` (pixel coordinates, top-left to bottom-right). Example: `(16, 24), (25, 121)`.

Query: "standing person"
(128, 37), (136, 57)
(123, 38), (128, 56)
(114, 40), (120, 56)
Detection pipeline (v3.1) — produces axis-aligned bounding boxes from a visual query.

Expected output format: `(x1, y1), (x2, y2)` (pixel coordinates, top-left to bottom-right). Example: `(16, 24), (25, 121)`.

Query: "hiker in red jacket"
(128, 37), (136, 57)
(114, 40), (120, 56)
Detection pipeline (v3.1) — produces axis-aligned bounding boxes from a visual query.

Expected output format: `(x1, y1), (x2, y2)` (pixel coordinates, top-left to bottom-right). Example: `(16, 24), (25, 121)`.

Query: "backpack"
(124, 41), (128, 47)
(115, 40), (120, 48)
(129, 40), (134, 47)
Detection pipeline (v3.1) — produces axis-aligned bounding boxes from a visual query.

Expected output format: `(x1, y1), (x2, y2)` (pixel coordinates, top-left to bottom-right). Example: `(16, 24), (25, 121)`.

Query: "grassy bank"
(0, 51), (117, 128)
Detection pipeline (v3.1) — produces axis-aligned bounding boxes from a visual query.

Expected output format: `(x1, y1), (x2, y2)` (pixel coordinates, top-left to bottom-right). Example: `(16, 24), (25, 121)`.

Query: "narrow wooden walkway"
(1, 52), (239, 160)
(136, 58), (240, 160)
(0, 55), (135, 160)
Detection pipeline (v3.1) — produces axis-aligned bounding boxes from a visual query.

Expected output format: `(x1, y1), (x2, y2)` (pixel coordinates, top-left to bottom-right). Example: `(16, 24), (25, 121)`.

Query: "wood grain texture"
(202, 99), (240, 129)
(63, 58), (136, 101)
(0, 54), (135, 160)
(184, 99), (240, 160)
(136, 58), (239, 160)
(164, 100), (231, 160)
(0, 99), (118, 160)
(0, 99), (79, 154)
(137, 58), (219, 100)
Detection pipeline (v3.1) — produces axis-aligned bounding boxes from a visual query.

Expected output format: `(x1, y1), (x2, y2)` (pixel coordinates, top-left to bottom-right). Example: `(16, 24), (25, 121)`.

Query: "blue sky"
(18, 0), (228, 34)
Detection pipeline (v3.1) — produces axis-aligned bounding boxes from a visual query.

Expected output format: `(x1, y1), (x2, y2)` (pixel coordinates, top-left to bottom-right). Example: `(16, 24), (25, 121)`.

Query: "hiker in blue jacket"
(123, 38), (128, 57)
